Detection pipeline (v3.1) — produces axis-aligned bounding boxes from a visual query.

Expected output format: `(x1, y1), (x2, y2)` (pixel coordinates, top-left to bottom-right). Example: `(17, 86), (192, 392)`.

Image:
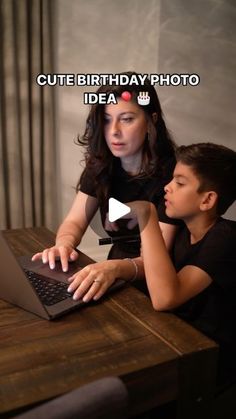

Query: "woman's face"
(104, 99), (148, 160)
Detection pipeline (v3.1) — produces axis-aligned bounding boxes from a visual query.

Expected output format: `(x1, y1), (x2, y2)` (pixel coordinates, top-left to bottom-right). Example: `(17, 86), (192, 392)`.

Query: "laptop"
(0, 231), (126, 320)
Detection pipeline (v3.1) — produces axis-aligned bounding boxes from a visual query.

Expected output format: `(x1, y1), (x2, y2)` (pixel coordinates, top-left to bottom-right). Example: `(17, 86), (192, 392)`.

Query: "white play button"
(108, 198), (131, 222)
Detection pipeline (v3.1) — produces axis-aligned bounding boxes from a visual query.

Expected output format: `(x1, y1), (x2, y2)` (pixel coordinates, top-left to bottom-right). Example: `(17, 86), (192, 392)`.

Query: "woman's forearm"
(113, 257), (145, 282)
(56, 220), (85, 248)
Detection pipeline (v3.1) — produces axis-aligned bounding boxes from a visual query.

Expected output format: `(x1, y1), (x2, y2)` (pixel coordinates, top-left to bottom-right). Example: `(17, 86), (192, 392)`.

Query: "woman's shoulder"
(78, 166), (97, 197)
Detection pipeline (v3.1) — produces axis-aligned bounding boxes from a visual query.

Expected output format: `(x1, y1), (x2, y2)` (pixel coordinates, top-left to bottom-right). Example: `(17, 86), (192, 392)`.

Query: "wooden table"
(0, 228), (218, 418)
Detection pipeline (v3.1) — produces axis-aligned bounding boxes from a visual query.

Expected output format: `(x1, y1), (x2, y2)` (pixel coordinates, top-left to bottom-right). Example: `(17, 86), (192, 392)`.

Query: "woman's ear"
(200, 191), (218, 212)
(152, 112), (158, 124)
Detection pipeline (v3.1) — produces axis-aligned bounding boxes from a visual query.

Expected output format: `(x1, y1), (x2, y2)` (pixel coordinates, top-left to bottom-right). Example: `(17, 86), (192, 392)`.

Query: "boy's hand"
(105, 211), (139, 230)
(67, 260), (118, 302)
(104, 213), (119, 231)
(104, 201), (155, 232)
(31, 245), (79, 272)
(122, 201), (156, 230)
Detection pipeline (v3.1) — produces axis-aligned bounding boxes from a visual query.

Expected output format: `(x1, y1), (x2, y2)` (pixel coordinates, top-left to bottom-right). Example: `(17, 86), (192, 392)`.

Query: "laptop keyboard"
(25, 270), (72, 306)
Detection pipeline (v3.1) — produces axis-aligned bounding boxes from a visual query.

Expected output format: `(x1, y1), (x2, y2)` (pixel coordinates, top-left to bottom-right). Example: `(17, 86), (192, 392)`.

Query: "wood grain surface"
(0, 228), (218, 418)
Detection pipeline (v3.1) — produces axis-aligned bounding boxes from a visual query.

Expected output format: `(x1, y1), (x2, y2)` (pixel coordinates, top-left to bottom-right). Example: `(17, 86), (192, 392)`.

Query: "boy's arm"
(158, 221), (178, 251)
(131, 202), (212, 311)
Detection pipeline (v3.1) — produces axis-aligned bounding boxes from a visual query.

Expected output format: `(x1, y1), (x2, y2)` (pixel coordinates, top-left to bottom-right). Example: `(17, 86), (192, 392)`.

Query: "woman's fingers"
(31, 252), (43, 261)
(67, 263), (115, 303)
(69, 277), (95, 302)
(67, 266), (91, 297)
(92, 282), (109, 301)
(58, 247), (71, 272)
(70, 249), (79, 261)
(32, 246), (77, 271)
(42, 248), (60, 266)
(81, 275), (105, 302)
(48, 249), (58, 270)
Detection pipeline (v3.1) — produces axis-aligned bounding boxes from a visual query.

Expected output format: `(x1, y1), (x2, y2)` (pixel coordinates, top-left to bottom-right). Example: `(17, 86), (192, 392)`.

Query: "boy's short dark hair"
(176, 143), (236, 215)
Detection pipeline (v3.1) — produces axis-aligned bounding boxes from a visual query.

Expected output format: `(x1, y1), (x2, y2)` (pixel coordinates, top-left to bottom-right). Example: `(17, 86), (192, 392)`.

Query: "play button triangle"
(108, 198), (131, 223)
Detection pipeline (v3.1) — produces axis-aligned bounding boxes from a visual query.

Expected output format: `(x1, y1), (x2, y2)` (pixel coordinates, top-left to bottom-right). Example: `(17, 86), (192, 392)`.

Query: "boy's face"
(164, 162), (207, 220)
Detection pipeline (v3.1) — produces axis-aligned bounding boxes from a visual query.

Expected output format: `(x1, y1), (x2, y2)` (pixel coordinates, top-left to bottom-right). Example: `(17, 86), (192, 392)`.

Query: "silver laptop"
(0, 232), (126, 320)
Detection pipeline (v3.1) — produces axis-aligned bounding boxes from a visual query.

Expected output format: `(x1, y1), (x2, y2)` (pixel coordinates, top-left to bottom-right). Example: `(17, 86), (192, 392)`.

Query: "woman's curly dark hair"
(76, 71), (176, 205)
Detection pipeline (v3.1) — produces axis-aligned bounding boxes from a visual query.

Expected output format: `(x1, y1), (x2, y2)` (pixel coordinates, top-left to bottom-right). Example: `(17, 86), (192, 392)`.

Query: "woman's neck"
(120, 152), (142, 176)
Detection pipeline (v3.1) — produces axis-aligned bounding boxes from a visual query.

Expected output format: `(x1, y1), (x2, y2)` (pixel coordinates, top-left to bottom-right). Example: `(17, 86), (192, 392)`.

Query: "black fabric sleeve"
(78, 168), (97, 198)
(186, 223), (236, 291)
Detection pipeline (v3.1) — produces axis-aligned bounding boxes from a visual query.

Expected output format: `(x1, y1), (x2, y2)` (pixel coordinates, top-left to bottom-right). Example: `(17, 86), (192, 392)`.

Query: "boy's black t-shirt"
(80, 157), (181, 258)
(172, 218), (236, 386)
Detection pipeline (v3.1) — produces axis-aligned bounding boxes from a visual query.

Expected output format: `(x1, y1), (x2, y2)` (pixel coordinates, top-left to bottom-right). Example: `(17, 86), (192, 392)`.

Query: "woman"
(32, 72), (179, 299)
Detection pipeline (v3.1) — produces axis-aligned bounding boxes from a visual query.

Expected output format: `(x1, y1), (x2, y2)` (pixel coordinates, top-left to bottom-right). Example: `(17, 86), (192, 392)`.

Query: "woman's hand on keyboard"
(31, 245), (79, 272)
(67, 260), (119, 302)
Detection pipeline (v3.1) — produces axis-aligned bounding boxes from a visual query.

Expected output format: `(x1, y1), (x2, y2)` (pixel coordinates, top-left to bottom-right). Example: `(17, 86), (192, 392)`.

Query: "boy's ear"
(200, 191), (218, 211)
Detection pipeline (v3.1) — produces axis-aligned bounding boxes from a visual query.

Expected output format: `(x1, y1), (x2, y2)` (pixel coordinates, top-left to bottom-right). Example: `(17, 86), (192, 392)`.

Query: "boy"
(66, 142), (235, 388)
(130, 142), (236, 389)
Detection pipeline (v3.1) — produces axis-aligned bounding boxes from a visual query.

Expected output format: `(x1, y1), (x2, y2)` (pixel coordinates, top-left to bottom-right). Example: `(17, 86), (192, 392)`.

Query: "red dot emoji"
(121, 91), (132, 101)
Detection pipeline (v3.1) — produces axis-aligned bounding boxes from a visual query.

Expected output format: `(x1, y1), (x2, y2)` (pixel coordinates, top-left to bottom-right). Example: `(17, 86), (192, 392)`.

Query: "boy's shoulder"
(193, 218), (236, 260)
(175, 217), (236, 262)
(178, 217), (236, 236)
(209, 218), (236, 240)
(174, 218), (236, 286)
